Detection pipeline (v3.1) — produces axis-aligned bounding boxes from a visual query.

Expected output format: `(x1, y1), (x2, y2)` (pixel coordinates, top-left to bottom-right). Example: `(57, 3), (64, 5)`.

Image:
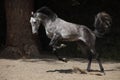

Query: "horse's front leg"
(49, 33), (68, 62)
(52, 47), (68, 62)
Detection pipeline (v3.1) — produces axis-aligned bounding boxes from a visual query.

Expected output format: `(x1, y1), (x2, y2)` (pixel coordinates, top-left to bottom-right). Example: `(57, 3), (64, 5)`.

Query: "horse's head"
(30, 12), (42, 34)
(30, 7), (57, 34)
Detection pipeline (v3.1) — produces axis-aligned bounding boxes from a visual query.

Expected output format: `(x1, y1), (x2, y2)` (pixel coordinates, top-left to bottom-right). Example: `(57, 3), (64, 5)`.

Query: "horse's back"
(54, 18), (81, 41)
(46, 18), (95, 43)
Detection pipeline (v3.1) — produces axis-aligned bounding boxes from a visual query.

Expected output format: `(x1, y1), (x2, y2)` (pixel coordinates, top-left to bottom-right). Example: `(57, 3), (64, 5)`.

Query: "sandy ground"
(0, 56), (120, 80)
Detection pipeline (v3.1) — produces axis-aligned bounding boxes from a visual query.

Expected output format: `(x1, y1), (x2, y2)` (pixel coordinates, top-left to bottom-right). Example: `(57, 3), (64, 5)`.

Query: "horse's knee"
(49, 41), (54, 47)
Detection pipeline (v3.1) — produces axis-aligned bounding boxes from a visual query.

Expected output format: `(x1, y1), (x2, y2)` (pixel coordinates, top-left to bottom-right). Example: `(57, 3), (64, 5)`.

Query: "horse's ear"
(31, 11), (34, 15)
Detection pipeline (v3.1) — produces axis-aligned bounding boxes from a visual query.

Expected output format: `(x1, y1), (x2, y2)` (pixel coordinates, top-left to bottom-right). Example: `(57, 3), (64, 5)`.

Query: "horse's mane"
(36, 7), (57, 21)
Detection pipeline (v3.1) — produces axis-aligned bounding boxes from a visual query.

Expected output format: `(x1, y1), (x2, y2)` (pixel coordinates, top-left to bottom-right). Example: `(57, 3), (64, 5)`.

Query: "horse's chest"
(45, 22), (56, 39)
(45, 27), (55, 39)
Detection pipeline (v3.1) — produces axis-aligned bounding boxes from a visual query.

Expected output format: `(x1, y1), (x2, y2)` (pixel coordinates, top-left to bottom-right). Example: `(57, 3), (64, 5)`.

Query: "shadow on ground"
(46, 68), (120, 76)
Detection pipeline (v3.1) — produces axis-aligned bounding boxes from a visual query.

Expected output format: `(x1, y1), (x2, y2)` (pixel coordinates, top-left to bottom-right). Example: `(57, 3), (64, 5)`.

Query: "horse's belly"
(63, 37), (79, 41)
(61, 33), (79, 41)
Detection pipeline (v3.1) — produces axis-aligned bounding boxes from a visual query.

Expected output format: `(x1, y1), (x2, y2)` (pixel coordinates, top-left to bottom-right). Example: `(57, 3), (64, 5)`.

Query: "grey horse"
(30, 7), (112, 73)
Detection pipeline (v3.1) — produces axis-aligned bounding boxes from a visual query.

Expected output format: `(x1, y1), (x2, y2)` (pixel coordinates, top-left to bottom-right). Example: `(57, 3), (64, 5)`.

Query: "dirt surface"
(0, 56), (120, 80)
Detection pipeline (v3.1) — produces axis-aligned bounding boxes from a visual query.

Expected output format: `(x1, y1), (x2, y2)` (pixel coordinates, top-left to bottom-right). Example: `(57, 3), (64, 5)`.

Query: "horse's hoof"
(59, 58), (68, 63)
(62, 58), (68, 63)
(87, 69), (91, 72)
(100, 68), (105, 75)
(101, 70), (105, 75)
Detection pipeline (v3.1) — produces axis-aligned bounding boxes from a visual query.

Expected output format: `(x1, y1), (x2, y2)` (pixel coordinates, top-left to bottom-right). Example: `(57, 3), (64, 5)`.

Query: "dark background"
(0, 0), (120, 60)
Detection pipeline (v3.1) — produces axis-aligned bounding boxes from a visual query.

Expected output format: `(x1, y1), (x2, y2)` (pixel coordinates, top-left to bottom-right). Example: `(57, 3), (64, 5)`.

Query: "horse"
(30, 7), (112, 74)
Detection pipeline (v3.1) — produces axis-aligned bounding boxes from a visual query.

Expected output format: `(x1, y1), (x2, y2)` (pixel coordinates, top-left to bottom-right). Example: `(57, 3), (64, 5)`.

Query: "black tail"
(94, 12), (112, 37)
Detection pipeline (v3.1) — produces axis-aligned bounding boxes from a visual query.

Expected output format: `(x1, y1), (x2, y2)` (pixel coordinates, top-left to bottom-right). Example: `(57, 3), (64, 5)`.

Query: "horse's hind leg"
(91, 48), (105, 73)
(77, 41), (93, 71)
(96, 53), (105, 73)
(87, 48), (97, 71)
(87, 53), (93, 71)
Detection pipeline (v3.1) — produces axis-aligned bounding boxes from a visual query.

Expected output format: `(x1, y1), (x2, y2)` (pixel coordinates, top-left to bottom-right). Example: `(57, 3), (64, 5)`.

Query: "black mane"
(36, 7), (57, 21)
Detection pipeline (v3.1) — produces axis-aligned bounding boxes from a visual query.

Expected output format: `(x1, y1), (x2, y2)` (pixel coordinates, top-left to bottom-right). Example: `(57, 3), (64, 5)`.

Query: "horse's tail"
(94, 12), (112, 37)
